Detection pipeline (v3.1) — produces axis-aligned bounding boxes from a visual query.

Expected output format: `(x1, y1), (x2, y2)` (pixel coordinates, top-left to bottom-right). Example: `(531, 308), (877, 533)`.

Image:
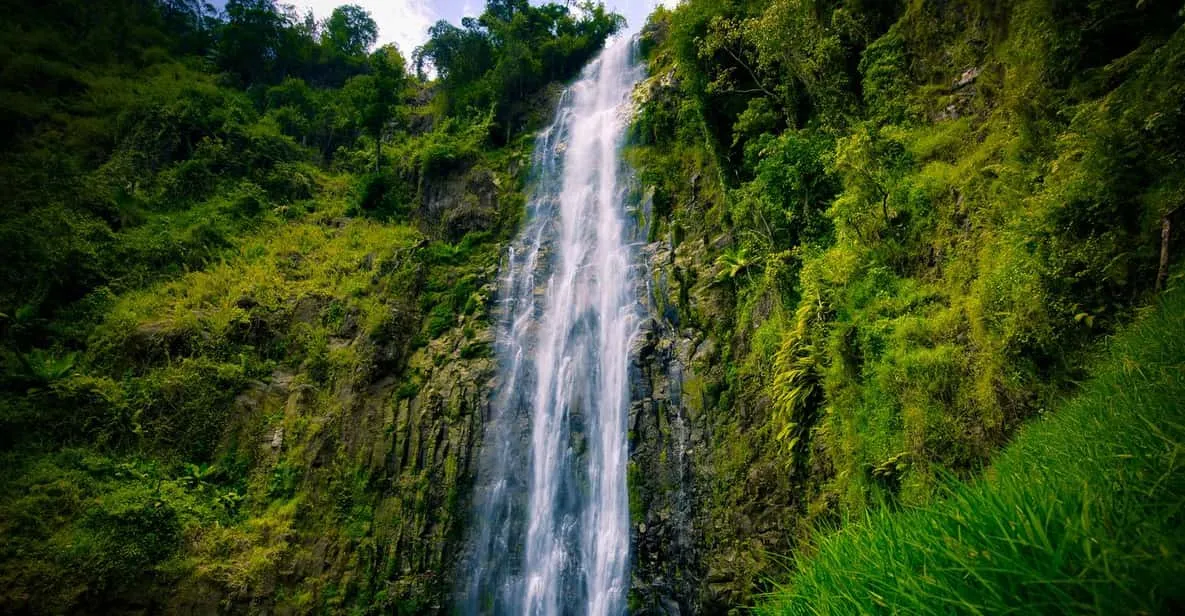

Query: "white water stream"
(460, 37), (645, 616)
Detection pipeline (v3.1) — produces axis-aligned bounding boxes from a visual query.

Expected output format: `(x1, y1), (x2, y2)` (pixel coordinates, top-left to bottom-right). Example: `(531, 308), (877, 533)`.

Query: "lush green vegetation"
(413, 0), (625, 141)
(0, 0), (619, 612)
(759, 285), (1185, 615)
(627, 0), (1185, 609)
(4, 0), (1184, 612)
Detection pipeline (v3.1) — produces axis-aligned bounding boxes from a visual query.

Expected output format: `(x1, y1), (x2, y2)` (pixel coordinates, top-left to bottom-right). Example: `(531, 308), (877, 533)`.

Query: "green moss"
(627, 461), (647, 526)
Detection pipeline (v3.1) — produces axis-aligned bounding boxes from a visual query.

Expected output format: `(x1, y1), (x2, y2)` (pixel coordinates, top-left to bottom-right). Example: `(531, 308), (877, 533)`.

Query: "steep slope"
(0, 1), (622, 612)
(624, 0), (1185, 611)
(759, 285), (1185, 615)
(4, 0), (1185, 613)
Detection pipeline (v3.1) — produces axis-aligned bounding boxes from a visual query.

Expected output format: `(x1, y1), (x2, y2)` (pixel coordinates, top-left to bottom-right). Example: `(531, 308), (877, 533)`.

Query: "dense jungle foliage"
(0, 0), (620, 612)
(625, 0), (1185, 611)
(3, 0), (1185, 613)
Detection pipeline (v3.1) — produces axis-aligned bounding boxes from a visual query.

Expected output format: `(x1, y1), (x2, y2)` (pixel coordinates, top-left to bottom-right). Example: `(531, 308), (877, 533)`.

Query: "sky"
(283, 1), (671, 58)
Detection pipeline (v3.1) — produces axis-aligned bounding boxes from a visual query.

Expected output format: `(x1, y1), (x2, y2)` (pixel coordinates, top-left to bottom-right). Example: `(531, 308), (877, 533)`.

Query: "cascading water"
(459, 36), (645, 616)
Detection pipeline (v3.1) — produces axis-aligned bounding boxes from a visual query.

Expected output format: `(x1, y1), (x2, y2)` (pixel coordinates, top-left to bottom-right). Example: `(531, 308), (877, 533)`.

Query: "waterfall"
(459, 36), (644, 616)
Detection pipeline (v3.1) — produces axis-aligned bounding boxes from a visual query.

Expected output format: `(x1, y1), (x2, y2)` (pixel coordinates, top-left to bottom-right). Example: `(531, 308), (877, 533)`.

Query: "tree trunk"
(375, 128), (382, 173)
(1157, 206), (1181, 291)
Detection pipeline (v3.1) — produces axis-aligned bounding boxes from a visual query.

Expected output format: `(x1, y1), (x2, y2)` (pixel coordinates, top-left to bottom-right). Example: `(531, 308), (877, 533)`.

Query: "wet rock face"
(167, 314), (496, 614)
(420, 166), (501, 242)
(624, 149), (802, 612)
(160, 241), (502, 614)
(627, 217), (711, 615)
(370, 331), (496, 602)
(636, 326), (802, 608)
(627, 313), (703, 616)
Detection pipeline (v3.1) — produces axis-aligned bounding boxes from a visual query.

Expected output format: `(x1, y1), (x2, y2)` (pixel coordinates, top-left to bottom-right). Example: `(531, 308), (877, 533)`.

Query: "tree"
(826, 124), (908, 242)
(413, 19), (495, 83)
(350, 45), (408, 171)
(273, 5), (319, 82)
(218, 0), (286, 84)
(322, 4), (378, 58)
(413, 0), (623, 140)
(158, 0), (219, 54)
(483, 0), (530, 26)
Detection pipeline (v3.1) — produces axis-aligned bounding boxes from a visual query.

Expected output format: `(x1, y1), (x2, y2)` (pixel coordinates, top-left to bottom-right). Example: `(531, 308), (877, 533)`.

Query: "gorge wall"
(3, 0), (1183, 614)
(623, 0), (1185, 612)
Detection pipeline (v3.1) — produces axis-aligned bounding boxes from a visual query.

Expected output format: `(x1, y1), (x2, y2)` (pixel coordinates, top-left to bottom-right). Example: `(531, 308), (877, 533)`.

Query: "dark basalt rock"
(419, 166), (501, 242)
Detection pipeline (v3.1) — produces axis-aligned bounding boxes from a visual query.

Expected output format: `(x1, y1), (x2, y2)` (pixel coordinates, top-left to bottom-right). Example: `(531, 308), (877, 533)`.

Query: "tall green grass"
(759, 287), (1185, 615)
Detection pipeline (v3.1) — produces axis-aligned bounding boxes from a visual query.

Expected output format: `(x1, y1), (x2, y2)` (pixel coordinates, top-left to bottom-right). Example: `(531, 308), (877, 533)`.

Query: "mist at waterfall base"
(458, 37), (646, 616)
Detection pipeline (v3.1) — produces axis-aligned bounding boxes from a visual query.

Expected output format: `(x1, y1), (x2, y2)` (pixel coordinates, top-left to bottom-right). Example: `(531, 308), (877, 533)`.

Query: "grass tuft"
(758, 287), (1185, 615)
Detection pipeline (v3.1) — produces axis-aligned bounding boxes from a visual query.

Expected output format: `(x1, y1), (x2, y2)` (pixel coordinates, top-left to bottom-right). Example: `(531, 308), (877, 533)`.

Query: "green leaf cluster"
(629, 0), (1185, 607)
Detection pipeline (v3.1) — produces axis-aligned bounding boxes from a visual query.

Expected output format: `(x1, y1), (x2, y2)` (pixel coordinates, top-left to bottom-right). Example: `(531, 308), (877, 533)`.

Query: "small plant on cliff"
(770, 287), (823, 456)
(715, 245), (760, 284)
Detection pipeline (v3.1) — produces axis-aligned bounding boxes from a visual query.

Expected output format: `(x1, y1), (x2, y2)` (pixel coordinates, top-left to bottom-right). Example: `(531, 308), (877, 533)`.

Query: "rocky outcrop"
(160, 233), (504, 614)
(420, 166), (501, 242)
(626, 209), (804, 614)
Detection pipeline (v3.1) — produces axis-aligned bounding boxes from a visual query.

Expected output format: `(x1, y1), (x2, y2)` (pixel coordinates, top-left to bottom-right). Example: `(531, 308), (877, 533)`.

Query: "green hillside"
(2, 0), (1185, 613)
(623, 0), (1185, 611)
(761, 287), (1185, 614)
(0, 0), (620, 612)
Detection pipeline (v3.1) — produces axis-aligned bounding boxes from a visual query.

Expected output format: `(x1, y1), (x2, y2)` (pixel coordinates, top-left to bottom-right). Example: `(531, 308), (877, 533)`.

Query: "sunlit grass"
(758, 287), (1185, 615)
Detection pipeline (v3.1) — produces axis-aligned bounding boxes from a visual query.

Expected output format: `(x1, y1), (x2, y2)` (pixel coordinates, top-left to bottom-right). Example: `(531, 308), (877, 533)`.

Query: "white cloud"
(291, 0), (437, 56)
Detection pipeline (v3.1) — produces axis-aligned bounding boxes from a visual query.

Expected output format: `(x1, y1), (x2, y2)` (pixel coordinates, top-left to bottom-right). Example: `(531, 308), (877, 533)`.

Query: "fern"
(770, 290), (822, 458)
(21, 349), (78, 383)
(714, 245), (759, 283)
